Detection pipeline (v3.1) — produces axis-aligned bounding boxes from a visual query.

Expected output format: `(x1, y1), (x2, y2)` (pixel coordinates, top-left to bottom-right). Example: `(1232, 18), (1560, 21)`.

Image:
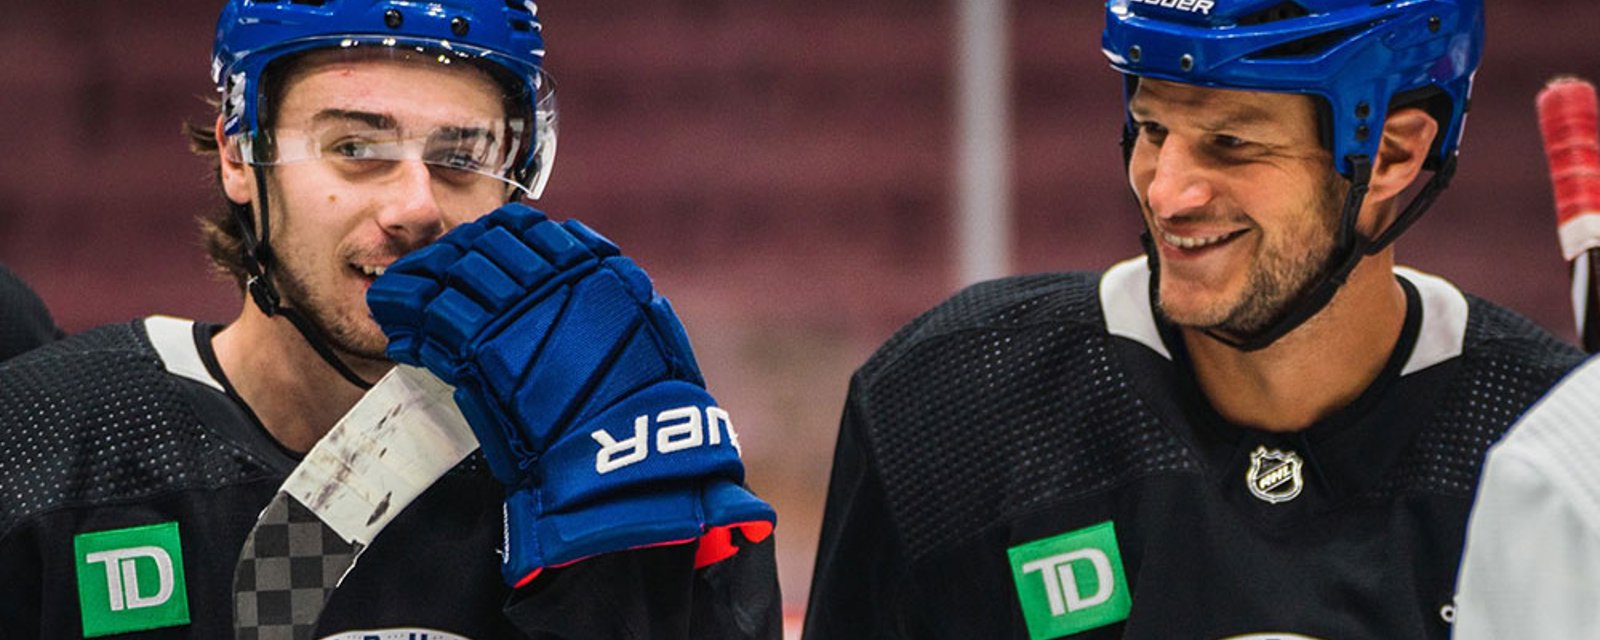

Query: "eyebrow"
(308, 110), (497, 142)
(310, 109), (397, 130)
(1198, 106), (1276, 132)
(1128, 97), (1279, 132)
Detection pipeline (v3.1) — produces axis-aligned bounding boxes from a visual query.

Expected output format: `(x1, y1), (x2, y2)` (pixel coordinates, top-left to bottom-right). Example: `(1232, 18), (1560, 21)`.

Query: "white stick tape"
(282, 365), (478, 546)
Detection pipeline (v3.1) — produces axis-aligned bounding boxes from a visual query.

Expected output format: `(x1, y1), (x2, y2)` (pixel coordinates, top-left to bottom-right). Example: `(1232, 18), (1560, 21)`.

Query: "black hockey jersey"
(0, 263), (61, 361)
(803, 259), (1584, 640)
(0, 317), (780, 639)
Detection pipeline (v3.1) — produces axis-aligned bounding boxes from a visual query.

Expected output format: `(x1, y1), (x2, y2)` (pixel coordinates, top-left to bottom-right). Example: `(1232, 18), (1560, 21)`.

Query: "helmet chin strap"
(1138, 153), (1458, 352)
(229, 165), (375, 391)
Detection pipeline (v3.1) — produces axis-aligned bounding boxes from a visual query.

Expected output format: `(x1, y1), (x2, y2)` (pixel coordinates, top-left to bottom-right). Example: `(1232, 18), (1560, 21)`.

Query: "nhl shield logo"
(1245, 446), (1304, 504)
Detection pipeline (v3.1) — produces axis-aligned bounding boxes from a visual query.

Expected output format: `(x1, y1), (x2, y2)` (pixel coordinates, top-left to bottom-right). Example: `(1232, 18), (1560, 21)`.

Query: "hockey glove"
(367, 203), (775, 587)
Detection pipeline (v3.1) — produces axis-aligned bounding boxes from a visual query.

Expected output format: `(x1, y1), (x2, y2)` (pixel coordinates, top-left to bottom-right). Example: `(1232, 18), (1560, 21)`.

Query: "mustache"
(1139, 201), (1253, 228)
(344, 234), (437, 266)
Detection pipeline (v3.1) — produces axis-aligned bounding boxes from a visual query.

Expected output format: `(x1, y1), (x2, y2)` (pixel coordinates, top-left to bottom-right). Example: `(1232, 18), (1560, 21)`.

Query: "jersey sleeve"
(1453, 358), (1600, 638)
(802, 386), (920, 639)
(502, 521), (782, 639)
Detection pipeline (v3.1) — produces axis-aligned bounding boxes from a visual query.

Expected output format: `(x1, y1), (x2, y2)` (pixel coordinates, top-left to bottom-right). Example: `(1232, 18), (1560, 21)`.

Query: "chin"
(351, 332), (392, 362)
(323, 315), (392, 362)
(1157, 294), (1236, 330)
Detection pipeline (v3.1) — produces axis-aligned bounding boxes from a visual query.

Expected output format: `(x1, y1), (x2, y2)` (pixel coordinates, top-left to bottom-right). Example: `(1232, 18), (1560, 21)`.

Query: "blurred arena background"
(2, 0), (1597, 627)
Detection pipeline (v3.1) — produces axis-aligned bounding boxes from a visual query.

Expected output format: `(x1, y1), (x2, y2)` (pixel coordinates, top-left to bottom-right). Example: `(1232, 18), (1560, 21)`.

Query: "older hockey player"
(0, 1), (778, 637)
(804, 1), (1581, 638)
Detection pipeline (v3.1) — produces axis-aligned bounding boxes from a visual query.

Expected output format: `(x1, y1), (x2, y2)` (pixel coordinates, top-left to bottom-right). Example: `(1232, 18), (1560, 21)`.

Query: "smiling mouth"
(355, 265), (388, 277)
(1161, 229), (1247, 250)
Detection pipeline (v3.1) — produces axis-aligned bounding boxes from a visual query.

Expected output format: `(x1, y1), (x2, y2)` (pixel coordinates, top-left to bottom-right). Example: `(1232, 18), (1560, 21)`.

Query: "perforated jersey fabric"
(804, 263), (1584, 640)
(0, 322), (278, 526)
(0, 318), (782, 639)
(858, 272), (1201, 561)
(1454, 354), (1600, 638)
(1368, 304), (1583, 501)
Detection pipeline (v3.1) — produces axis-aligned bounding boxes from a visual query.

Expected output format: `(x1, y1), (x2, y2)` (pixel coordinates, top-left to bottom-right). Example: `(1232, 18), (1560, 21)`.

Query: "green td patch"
(1008, 521), (1131, 639)
(74, 522), (191, 637)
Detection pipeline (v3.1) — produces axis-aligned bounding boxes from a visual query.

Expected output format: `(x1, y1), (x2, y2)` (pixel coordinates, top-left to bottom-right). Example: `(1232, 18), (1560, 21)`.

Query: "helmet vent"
(288, 0), (328, 5)
(506, 0), (536, 31)
(1249, 24), (1365, 59)
(1237, 2), (1309, 26)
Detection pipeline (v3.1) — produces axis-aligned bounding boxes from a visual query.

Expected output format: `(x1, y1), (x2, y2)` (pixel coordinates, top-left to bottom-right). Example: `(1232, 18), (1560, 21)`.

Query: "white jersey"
(1454, 354), (1600, 639)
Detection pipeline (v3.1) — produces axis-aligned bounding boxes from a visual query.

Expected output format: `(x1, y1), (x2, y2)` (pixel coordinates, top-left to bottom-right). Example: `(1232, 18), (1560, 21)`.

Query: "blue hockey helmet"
(1102, 0), (1484, 178)
(213, 0), (557, 198)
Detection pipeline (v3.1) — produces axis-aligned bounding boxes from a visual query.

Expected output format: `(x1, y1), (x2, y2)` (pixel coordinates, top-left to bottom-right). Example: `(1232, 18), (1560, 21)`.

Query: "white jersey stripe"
(1100, 257), (1171, 360)
(1099, 259), (1469, 377)
(143, 315), (225, 393)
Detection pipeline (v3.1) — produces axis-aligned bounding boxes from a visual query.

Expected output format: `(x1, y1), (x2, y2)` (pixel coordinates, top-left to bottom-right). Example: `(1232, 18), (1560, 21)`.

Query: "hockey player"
(804, 1), (1582, 638)
(0, 1), (778, 638)
(1451, 355), (1600, 638)
(0, 263), (62, 361)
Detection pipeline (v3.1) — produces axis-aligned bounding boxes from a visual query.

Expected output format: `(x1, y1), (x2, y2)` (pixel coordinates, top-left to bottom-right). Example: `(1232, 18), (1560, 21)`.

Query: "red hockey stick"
(1537, 76), (1600, 352)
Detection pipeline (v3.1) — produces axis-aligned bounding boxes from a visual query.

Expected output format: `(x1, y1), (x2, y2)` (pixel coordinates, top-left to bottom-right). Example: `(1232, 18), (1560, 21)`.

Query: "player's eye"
(436, 152), (485, 171)
(330, 138), (381, 160)
(427, 136), (495, 168)
(323, 137), (400, 177)
(1135, 121), (1167, 144)
(1211, 134), (1249, 149)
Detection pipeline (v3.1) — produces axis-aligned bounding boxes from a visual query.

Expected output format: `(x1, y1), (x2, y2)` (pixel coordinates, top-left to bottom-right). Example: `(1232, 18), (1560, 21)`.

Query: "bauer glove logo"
(592, 405), (740, 474)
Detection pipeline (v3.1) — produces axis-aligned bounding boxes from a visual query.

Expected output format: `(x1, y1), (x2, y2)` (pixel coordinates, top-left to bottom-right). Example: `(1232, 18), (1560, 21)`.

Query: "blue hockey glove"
(367, 203), (775, 587)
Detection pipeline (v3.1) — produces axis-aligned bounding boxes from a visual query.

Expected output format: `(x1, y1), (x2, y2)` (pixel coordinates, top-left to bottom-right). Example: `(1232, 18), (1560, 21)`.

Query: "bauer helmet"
(212, 0), (557, 198)
(1103, 0), (1484, 178)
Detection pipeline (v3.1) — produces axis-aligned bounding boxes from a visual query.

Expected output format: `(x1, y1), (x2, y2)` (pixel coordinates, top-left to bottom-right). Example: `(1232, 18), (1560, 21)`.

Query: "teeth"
(359, 265), (387, 277)
(1163, 230), (1237, 250)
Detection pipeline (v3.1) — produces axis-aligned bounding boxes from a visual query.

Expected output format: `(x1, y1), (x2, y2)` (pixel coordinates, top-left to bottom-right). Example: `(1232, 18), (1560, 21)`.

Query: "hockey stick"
(1536, 76), (1600, 353)
(232, 365), (477, 639)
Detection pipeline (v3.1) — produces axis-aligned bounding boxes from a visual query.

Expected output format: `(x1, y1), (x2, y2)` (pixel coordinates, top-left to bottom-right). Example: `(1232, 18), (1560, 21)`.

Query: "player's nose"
(376, 160), (446, 246)
(1143, 141), (1216, 220)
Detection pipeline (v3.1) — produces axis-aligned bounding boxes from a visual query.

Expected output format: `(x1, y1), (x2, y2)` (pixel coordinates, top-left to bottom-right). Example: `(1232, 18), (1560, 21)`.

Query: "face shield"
(224, 43), (558, 200)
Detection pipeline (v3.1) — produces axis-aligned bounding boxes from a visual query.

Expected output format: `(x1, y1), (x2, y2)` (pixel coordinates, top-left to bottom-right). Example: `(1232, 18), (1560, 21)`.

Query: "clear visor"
(234, 118), (528, 192)
(226, 45), (557, 198)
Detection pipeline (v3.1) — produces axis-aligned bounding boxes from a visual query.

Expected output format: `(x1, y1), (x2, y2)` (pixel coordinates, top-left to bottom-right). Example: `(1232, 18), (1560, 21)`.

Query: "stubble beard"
(262, 186), (393, 364)
(1158, 169), (1349, 338)
(271, 255), (390, 363)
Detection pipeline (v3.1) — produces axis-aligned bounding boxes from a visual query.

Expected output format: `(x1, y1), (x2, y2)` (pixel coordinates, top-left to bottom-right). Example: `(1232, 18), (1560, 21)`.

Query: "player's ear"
(1367, 108), (1438, 205)
(217, 115), (254, 206)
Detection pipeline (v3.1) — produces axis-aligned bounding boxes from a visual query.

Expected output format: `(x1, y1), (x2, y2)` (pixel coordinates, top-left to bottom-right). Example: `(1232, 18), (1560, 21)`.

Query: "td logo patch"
(74, 522), (190, 637)
(1008, 521), (1131, 639)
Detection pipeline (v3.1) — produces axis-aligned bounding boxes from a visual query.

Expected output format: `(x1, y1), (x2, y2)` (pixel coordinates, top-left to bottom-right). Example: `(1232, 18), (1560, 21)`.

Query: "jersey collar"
(144, 315), (226, 392)
(1098, 257), (1467, 376)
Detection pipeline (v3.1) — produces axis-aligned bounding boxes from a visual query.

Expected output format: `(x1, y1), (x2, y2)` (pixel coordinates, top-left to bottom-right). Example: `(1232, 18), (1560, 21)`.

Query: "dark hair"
(185, 105), (257, 292)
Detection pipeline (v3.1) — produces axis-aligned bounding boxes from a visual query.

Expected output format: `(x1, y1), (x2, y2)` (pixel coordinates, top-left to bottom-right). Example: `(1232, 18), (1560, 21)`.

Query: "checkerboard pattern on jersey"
(233, 494), (359, 640)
